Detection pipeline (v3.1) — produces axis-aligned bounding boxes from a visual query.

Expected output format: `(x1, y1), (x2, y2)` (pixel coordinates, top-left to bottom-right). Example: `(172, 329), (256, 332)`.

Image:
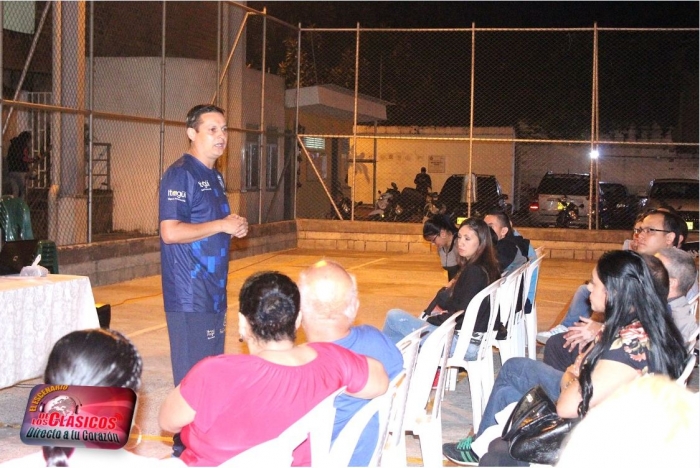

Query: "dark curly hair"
(239, 271), (300, 343)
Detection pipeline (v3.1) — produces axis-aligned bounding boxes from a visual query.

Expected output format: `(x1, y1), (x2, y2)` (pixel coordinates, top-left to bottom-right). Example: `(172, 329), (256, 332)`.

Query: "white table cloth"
(0, 274), (99, 389)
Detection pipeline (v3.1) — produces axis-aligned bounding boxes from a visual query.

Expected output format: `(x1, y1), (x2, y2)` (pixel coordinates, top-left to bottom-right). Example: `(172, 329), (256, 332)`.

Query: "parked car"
(437, 173), (511, 221)
(528, 172), (605, 228)
(599, 182), (639, 229)
(640, 178), (699, 232)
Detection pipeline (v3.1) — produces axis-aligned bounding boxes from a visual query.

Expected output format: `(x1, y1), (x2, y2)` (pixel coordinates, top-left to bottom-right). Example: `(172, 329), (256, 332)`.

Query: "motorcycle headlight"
(395, 205), (404, 215)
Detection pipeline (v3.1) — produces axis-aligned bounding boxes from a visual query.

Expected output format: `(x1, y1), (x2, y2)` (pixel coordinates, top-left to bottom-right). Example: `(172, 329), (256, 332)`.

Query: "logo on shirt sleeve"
(167, 189), (187, 202)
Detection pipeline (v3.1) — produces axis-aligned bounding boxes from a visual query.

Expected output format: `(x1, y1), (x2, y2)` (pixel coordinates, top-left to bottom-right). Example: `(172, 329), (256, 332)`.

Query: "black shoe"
(172, 433), (186, 458)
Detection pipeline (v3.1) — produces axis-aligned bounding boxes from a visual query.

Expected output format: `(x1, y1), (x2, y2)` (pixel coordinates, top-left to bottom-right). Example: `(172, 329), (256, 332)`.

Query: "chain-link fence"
(296, 25), (698, 232)
(1, 3), (698, 250)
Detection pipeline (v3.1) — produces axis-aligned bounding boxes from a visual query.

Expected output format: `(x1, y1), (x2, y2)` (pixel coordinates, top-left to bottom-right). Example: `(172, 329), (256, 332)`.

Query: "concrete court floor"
(1, 248), (697, 466)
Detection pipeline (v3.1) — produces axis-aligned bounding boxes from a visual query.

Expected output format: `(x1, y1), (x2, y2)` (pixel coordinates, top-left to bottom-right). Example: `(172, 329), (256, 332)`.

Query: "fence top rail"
(298, 133), (699, 147)
(299, 26), (699, 33)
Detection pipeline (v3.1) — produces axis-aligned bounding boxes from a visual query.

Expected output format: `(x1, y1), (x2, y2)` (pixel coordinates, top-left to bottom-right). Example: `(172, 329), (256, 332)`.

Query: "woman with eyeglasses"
(423, 214), (460, 281)
(442, 250), (688, 466)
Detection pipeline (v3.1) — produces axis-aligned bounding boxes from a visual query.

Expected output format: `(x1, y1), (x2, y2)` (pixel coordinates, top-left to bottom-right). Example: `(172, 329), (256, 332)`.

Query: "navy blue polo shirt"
(159, 154), (231, 314)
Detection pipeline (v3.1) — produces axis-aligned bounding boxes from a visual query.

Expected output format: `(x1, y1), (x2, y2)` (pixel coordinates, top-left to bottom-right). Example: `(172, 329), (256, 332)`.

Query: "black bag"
(501, 385), (580, 466)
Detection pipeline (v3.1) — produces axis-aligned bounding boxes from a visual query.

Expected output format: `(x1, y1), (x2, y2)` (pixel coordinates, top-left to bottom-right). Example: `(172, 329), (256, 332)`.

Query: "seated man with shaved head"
(298, 260), (403, 467)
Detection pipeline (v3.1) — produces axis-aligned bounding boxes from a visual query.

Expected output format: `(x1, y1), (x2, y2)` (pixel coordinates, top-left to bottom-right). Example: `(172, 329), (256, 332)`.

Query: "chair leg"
(525, 307), (537, 359)
(446, 367), (458, 392)
(416, 419), (444, 467)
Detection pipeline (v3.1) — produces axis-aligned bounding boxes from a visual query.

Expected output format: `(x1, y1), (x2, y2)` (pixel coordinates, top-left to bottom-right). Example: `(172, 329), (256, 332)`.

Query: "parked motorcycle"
(368, 182), (401, 221)
(394, 186), (427, 222)
(422, 191), (446, 222)
(328, 193), (361, 220)
(555, 196), (584, 228)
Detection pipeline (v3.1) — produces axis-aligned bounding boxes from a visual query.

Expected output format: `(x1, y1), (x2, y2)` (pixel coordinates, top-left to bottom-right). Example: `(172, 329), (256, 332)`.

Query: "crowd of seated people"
(9, 207), (697, 468)
(442, 249), (689, 466)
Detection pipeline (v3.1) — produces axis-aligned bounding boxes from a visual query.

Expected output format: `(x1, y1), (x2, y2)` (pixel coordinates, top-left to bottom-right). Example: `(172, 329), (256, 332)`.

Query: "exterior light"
(590, 149), (599, 159)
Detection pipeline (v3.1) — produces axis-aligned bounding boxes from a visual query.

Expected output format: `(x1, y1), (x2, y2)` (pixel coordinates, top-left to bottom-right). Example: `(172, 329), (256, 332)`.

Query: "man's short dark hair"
(186, 104), (225, 130)
(647, 209), (687, 247)
(485, 208), (512, 232)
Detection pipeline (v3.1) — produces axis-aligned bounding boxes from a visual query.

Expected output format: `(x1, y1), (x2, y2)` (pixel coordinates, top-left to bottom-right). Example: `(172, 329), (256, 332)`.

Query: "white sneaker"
(536, 324), (569, 345)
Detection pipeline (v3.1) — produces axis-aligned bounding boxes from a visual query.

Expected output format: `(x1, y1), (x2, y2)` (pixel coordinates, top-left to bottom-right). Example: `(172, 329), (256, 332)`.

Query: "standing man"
(298, 260), (403, 466)
(414, 166), (432, 195)
(159, 104), (248, 387)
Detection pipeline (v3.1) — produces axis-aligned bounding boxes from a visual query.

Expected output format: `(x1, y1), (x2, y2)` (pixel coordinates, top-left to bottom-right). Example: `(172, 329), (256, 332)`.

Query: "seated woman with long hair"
(442, 250), (688, 466)
(158, 271), (389, 467)
(2, 329), (183, 467)
(382, 217), (501, 359)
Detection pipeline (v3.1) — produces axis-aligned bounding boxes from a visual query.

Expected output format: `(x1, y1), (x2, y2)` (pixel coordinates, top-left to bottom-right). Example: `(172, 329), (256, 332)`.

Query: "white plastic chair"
(399, 310), (463, 466)
(219, 387), (345, 467)
(330, 371), (406, 467)
(523, 254), (545, 359)
(381, 326), (426, 467)
(535, 245), (545, 258)
(676, 354), (697, 387)
(445, 279), (502, 432)
(495, 262), (528, 364)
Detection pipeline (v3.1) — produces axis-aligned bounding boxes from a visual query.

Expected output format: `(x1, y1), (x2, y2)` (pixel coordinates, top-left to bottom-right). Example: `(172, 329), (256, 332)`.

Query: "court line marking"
(347, 258), (387, 271)
(127, 323), (168, 338)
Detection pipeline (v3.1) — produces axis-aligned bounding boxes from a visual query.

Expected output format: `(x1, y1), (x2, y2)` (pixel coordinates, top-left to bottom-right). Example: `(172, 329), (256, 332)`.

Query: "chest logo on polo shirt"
(198, 180), (212, 191)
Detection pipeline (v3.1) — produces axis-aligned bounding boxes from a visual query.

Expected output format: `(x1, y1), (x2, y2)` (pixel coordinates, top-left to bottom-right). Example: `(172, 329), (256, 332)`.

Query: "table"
(0, 274), (99, 389)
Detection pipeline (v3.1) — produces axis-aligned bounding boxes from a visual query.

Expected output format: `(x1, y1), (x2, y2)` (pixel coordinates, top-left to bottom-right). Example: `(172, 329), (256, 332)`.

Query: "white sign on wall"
(428, 155), (445, 173)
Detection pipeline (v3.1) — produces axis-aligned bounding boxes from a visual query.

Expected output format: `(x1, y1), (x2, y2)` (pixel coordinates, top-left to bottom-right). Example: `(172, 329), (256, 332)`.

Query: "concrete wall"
(58, 221), (297, 286)
(54, 217), (632, 286)
(296, 219), (628, 261)
(352, 126), (516, 203)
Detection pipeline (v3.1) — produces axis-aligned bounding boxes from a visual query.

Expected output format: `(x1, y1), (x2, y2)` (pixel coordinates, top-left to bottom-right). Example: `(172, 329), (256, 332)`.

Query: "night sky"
(247, 2), (699, 28)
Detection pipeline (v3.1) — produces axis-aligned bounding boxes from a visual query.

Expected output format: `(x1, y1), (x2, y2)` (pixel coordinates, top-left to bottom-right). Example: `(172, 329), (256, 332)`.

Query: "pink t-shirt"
(178, 342), (369, 466)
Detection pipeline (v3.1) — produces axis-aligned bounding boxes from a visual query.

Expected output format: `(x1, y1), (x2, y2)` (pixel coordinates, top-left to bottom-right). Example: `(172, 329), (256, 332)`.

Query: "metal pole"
(159, 1), (166, 180)
(0, 0), (4, 197)
(594, 23), (600, 230)
(467, 23), (476, 218)
(293, 23), (301, 220)
(351, 23), (360, 221)
(210, 12), (250, 105)
(258, 8), (267, 224)
(87, 1), (95, 243)
(588, 23), (597, 230)
(2, 1), (52, 137)
(216, 1), (222, 107)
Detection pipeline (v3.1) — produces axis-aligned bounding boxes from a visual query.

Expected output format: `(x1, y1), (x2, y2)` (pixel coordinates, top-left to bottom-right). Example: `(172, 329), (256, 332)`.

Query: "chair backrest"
(218, 387), (345, 467)
(404, 311), (463, 429)
(0, 196), (34, 242)
(522, 254), (544, 309)
(495, 262), (528, 362)
(331, 372), (406, 467)
(35, 239), (59, 274)
(385, 327), (426, 450)
(452, 278), (502, 364)
(676, 354), (696, 387)
(534, 245), (545, 258)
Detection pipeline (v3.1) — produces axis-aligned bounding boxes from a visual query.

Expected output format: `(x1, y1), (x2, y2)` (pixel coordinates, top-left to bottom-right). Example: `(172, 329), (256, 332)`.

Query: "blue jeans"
(560, 284), (592, 328)
(382, 309), (461, 357)
(476, 358), (563, 438)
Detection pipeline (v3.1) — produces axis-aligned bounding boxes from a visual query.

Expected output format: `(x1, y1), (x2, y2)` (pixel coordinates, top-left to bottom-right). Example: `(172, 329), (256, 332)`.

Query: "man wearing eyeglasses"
(541, 209), (696, 371)
(537, 209), (689, 345)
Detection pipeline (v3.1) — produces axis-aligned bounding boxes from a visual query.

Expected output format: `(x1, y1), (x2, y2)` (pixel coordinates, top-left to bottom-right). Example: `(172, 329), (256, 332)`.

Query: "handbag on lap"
(501, 385), (581, 465)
